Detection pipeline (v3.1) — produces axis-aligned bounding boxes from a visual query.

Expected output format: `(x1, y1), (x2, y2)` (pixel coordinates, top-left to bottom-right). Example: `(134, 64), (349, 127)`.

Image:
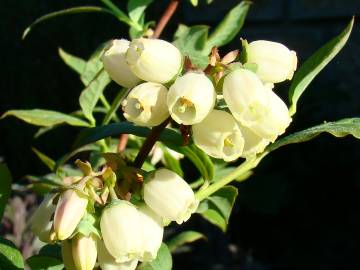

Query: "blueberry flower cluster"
(103, 38), (297, 161)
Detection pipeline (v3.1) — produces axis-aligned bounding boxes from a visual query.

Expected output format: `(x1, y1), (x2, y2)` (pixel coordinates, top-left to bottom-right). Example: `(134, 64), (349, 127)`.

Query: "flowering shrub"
(0, 1), (358, 269)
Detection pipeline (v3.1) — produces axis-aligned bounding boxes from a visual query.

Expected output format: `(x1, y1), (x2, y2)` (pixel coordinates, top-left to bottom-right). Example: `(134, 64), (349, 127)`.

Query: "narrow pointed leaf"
(167, 231), (206, 252)
(206, 1), (251, 51)
(22, 6), (114, 39)
(0, 237), (24, 270)
(58, 48), (86, 75)
(32, 148), (55, 171)
(127, 0), (153, 23)
(289, 18), (354, 116)
(1, 109), (91, 127)
(79, 69), (111, 125)
(267, 118), (360, 152)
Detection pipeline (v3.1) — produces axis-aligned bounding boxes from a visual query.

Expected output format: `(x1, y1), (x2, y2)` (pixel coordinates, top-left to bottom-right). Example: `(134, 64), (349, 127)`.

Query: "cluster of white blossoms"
(103, 38), (297, 160)
(30, 167), (198, 270)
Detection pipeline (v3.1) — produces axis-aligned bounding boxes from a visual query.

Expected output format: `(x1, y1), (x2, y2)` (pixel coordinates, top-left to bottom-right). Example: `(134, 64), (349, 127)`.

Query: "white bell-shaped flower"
(223, 68), (270, 127)
(122, 82), (169, 127)
(138, 204), (164, 262)
(249, 88), (292, 142)
(98, 240), (138, 270)
(30, 194), (55, 243)
(246, 40), (298, 83)
(53, 189), (88, 240)
(72, 234), (97, 270)
(167, 72), (216, 125)
(192, 110), (245, 161)
(102, 39), (141, 88)
(126, 38), (182, 83)
(144, 168), (199, 225)
(237, 123), (270, 158)
(61, 240), (77, 270)
(100, 200), (142, 263)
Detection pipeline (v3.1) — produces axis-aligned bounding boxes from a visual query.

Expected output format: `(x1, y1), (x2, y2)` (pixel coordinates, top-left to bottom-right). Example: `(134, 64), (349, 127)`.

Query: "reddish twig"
(133, 117), (171, 168)
(117, 134), (129, 152)
(152, 0), (181, 39)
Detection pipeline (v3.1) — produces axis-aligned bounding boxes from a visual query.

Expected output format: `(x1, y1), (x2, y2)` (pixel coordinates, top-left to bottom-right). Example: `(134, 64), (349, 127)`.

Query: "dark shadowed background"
(1, 0), (360, 269)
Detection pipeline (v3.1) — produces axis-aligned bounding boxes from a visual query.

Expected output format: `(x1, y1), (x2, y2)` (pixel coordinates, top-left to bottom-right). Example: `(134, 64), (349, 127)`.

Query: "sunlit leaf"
(267, 118), (360, 152)
(138, 243), (172, 270)
(288, 18), (354, 116)
(206, 1), (251, 50)
(1, 109), (91, 127)
(32, 148), (55, 171)
(167, 231), (206, 252)
(0, 238), (24, 270)
(58, 48), (86, 75)
(22, 6), (114, 39)
(79, 69), (111, 125)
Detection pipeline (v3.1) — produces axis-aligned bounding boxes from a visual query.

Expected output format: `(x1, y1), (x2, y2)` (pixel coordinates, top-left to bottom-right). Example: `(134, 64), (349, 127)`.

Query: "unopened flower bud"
(167, 72), (216, 125)
(30, 194), (56, 243)
(248, 88), (292, 141)
(54, 189), (88, 240)
(98, 240), (138, 270)
(144, 168), (199, 224)
(126, 38), (182, 83)
(246, 40), (297, 83)
(122, 82), (169, 126)
(138, 204), (164, 262)
(192, 110), (245, 161)
(62, 240), (77, 270)
(237, 123), (270, 158)
(102, 39), (141, 88)
(223, 68), (270, 127)
(100, 200), (142, 263)
(72, 234), (97, 270)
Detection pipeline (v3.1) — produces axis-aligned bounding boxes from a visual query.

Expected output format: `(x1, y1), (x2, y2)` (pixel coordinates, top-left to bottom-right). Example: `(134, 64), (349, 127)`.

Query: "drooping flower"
(246, 40), (298, 83)
(53, 189), (88, 240)
(100, 200), (142, 263)
(237, 122), (270, 158)
(223, 68), (270, 127)
(126, 38), (182, 83)
(61, 239), (77, 270)
(30, 194), (56, 243)
(97, 240), (138, 270)
(138, 204), (164, 262)
(192, 110), (245, 161)
(102, 39), (141, 88)
(72, 234), (97, 270)
(143, 168), (199, 224)
(167, 72), (216, 125)
(122, 82), (169, 127)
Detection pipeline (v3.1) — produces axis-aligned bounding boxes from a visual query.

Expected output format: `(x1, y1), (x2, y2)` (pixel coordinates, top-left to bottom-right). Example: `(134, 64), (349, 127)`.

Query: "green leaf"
(74, 122), (183, 149)
(127, 0), (153, 23)
(0, 164), (12, 220)
(197, 186), (238, 231)
(79, 69), (111, 125)
(167, 231), (206, 252)
(100, 0), (133, 25)
(267, 118), (360, 153)
(27, 255), (63, 270)
(190, 0), (199, 6)
(80, 43), (109, 86)
(288, 18), (354, 116)
(22, 6), (114, 39)
(161, 145), (184, 178)
(32, 148), (55, 171)
(206, 1), (251, 51)
(58, 48), (86, 75)
(168, 144), (214, 181)
(138, 243), (172, 270)
(0, 237), (24, 270)
(173, 24), (210, 68)
(1, 109), (91, 127)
